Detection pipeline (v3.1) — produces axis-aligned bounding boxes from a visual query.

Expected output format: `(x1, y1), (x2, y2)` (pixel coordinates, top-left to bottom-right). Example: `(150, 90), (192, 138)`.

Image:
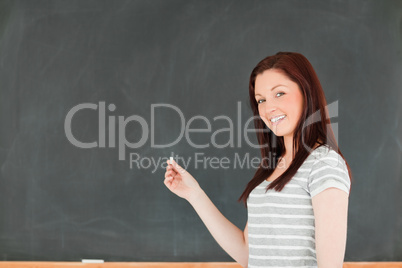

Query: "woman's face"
(254, 69), (304, 139)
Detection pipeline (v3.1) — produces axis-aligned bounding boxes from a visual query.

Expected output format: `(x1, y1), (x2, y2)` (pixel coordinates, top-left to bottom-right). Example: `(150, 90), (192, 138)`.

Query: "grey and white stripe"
(247, 145), (351, 267)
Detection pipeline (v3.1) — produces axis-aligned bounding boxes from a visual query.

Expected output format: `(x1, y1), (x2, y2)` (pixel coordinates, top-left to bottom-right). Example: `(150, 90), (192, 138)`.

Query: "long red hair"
(238, 52), (353, 206)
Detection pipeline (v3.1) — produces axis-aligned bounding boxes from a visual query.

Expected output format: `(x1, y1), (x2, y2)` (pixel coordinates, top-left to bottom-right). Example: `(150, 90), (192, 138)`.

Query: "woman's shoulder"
(309, 145), (346, 168)
(292, 144), (348, 190)
(306, 145), (351, 197)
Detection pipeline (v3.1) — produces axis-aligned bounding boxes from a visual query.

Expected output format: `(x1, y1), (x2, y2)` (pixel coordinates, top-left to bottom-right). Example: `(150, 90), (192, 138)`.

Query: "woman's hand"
(164, 158), (202, 202)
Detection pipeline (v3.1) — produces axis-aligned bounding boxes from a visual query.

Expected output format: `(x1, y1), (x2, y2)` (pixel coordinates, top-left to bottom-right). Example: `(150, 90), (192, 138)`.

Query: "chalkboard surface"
(0, 0), (401, 262)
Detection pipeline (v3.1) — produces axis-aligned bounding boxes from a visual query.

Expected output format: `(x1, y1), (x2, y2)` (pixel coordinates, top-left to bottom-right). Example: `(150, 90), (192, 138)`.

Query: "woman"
(164, 52), (353, 268)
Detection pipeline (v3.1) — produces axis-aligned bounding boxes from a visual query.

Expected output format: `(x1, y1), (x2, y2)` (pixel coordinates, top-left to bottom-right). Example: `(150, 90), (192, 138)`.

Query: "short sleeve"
(308, 150), (351, 198)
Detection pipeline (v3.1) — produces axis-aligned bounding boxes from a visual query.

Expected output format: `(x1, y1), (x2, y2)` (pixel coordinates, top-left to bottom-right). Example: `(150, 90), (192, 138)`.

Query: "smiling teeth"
(271, 115), (286, 123)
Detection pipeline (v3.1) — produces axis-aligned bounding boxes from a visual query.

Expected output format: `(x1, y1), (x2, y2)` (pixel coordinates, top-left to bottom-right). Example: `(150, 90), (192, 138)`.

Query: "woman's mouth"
(270, 115), (286, 126)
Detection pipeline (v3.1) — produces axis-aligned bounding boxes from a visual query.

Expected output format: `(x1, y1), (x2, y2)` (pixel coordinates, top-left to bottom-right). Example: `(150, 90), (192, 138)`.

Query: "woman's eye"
(276, 92), (285, 97)
(257, 93), (284, 104)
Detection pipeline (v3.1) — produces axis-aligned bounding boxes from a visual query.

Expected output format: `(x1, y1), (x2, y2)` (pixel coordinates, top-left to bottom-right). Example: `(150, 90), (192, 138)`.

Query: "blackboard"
(0, 0), (401, 262)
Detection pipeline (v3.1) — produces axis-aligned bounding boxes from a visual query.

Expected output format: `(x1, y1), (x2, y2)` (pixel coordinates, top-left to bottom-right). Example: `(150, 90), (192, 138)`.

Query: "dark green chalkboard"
(0, 0), (401, 262)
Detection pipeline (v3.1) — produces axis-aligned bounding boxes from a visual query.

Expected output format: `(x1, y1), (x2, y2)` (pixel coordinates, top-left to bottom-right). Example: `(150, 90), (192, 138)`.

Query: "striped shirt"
(247, 145), (351, 268)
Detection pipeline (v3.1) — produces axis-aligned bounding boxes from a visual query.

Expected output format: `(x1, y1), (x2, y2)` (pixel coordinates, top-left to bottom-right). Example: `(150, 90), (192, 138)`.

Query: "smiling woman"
(164, 52), (353, 268)
(254, 69), (305, 148)
(238, 52), (354, 267)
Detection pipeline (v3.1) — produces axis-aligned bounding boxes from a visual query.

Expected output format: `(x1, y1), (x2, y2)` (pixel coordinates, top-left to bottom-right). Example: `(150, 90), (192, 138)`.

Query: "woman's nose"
(262, 103), (277, 117)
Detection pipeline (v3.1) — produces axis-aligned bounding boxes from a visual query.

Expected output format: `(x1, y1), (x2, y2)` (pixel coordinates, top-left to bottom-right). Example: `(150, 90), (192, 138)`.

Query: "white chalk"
(170, 156), (174, 164)
(82, 259), (104, 263)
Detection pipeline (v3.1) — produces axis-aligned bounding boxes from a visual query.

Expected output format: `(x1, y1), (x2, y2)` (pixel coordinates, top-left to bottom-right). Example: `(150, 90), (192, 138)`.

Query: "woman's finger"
(165, 176), (179, 191)
(165, 169), (177, 178)
(169, 159), (186, 174)
(164, 176), (173, 187)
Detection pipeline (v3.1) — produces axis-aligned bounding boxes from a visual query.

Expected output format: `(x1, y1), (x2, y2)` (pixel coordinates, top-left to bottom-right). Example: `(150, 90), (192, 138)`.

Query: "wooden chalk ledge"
(0, 262), (401, 268)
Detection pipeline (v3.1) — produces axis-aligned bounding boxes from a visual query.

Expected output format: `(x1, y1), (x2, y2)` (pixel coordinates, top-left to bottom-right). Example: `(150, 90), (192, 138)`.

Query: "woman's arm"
(189, 190), (249, 267)
(164, 159), (248, 267)
(312, 187), (349, 268)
